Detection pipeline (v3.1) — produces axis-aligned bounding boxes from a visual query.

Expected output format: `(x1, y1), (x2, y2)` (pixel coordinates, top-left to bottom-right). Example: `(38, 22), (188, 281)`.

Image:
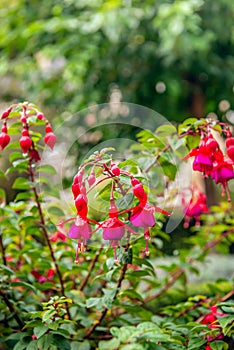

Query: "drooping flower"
(183, 188), (209, 228)
(130, 177), (170, 256)
(0, 124), (10, 150)
(101, 200), (137, 262)
(44, 124), (56, 150)
(211, 152), (234, 201)
(20, 128), (32, 153)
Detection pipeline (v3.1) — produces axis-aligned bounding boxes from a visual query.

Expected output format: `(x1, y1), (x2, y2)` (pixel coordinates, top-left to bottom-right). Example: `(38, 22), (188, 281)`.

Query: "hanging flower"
(0, 124), (10, 150)
(183, 188), (209, 228)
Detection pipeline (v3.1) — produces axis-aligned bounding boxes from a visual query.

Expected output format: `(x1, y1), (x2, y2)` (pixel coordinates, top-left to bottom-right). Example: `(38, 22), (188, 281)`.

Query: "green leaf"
(34, 325), (49, 339)
(0, 170), (6, 179)
(37, 164), (57, 175)
(37, 334), (53, 350)
(71, 341), (90, 350)
(51, 334), (71, 350)
(11, 281), (37, 293)
(86, 297), (102, 308)
(9, 151), (24, 163)
(120, 289), (143, 302)
(156, 124), (177, 137)
(26, 341), (38, 350)
(47, 206), (65, 216)
(0, 188), (6, 203)
(210, 340), (229, 350)
(42, 309), (56, 322)
(121, 345), (145, 350)
(0, 264), (14, 276)
(99, 337), (120, 350)
(12, 177), (31, 190)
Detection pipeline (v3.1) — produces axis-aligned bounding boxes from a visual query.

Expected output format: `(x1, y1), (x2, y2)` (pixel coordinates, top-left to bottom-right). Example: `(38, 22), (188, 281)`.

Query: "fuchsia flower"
(201, 305), (226, 343)
(183, 188), (209, 228)
(211, 153), (234, 201)
(65, 168), (170, 262)
(31, 268), (55, 283)
(44, 123), (56, 150)
(130, 178), (170, 256)
(183, 133), (234, 201)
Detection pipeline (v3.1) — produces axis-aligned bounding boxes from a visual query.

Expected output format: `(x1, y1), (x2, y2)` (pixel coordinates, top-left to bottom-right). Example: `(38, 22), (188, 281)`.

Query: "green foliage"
(0, 111), (234, 350)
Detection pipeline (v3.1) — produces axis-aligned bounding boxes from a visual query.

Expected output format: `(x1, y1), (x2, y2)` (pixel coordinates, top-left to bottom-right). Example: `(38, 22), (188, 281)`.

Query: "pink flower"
(102, 217), (125, 241)
(68, 215), (92, 263)
(183, 188), (209, 228)
(68, 216), (91, 240)
(130, 203), (156, 227)
(211, 158), (234, 201)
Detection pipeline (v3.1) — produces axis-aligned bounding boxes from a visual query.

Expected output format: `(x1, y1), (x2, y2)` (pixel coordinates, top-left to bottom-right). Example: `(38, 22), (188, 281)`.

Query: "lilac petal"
(68, 223), (80, 239)
(130, 205), (155, 227)
(103, 226), (125, 241)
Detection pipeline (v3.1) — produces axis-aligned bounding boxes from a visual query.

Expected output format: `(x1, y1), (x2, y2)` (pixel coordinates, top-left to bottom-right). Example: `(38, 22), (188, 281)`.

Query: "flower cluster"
(0, 103), (56, 158)
(201, 305), (226, 348)
(61, 159), (170, 263)
(183, 128), (234, 201)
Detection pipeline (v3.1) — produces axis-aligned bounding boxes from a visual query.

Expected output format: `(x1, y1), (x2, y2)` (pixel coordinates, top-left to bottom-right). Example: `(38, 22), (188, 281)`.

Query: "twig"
(79, 246), (103, 291)
(0, 290), (24, 328)
(28, 160), (71, 319)
(84, 261), (128, 339)
(0, 233), (7, 265)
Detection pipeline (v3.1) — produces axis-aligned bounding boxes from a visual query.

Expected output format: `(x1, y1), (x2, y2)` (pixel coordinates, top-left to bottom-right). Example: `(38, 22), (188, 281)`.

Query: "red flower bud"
(226, 137), (234, 148)
(37, 112), (44, 120)
(20, 115), (27, 124)
(44, 132), (56, 150)
(75, 194), (88, 218)
(88, 170), (96, 186)
(20, 134), (32, 153)
(29, 149), (41, 162)
(206, 138), (219, 153)
(45, 124), (53, 133)
(227, 145), (234, 161)
(111, 165), (120, 176)
(131, 178), (140, 186)
(0, 130), (10, 150)
(1, 108), (12, 119)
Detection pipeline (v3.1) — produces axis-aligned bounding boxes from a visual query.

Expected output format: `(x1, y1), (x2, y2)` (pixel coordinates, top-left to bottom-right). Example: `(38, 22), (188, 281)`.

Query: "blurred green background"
(0, 0), (233, 122)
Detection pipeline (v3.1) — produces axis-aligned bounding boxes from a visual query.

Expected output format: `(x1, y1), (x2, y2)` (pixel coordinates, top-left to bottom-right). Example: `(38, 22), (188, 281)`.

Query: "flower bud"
(1, 108), (12, 119)
(20, 130), (32, 153)
(111, 164), (120, 176)
(0, 126), (10, 150)
(227, 145), (234, 161)
(44, 132), (56, 150)
(75, 194), (88, 218)
(226, 137), (234, 148)
(88, 170), (96, 186)
(131, 178), (140, 186)
(36, 112), (44, 120)
(206, 138), (218, 153)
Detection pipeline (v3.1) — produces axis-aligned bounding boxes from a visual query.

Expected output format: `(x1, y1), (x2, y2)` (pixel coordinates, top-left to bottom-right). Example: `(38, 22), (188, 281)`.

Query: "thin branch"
(0, 290), (24, 328)
(0, 233), (7, 265)
(84, 261), (128, 339)
(28, 160), (71, 319)
(79, 246), (103, 291)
